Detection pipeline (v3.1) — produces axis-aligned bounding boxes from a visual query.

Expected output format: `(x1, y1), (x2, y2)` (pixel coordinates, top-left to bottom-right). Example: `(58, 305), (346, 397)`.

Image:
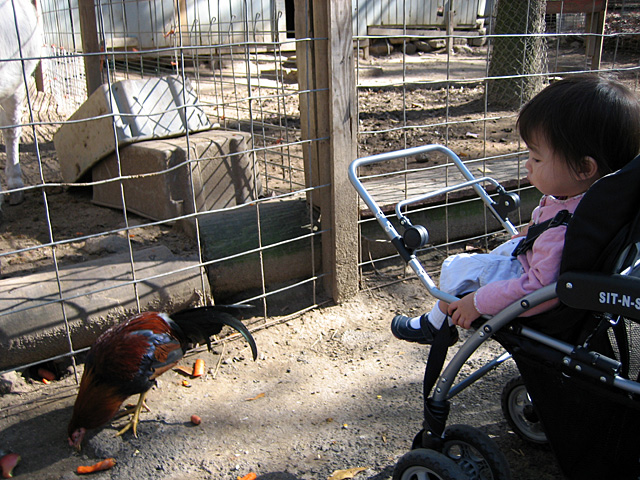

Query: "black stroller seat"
(499, 153), (640, 479)
(349, 145), (640, 480)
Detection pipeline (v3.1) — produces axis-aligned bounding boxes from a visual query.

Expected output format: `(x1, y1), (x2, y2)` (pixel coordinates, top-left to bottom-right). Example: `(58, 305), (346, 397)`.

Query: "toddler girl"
(392, 74), (640, 345)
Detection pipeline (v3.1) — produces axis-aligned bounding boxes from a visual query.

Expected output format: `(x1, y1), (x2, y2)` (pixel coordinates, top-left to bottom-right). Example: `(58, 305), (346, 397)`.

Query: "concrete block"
(54, 75), (211, 182)
(0, 246), (208, 372)
(91, 130), (259, 222)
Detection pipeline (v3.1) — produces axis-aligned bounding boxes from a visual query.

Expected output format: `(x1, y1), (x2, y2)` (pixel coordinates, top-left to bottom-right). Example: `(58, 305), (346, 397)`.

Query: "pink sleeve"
(473, 227), (566, 316)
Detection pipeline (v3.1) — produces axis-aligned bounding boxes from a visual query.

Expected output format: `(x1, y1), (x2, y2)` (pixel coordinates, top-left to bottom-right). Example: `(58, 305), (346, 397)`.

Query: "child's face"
(524, 133), (595, 197)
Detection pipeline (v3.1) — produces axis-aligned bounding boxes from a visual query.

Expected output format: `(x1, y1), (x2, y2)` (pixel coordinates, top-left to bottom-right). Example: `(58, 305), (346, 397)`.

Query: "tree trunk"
(487, 0), (548, 109)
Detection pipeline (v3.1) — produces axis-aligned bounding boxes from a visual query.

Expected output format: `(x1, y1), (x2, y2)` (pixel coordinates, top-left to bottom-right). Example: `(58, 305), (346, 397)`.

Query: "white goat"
(0, 0), (42, 212)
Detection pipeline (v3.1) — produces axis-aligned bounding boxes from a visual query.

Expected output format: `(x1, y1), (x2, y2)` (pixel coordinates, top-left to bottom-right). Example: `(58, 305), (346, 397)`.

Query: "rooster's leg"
(115, 398), (151, 420)
(116, 390), (149, 438)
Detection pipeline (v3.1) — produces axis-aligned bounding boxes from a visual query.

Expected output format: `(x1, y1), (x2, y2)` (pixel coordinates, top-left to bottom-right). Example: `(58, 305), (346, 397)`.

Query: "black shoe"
(391, 314), (458, 346)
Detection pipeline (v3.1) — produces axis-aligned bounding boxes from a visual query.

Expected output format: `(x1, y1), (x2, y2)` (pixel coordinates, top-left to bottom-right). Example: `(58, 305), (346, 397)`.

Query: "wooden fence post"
(295, 0), (359, 303)
(78, 0), (102, 96)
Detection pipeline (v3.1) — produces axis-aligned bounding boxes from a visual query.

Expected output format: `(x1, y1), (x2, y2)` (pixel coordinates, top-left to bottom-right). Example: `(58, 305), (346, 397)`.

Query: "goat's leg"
(1, 90), (25, 206)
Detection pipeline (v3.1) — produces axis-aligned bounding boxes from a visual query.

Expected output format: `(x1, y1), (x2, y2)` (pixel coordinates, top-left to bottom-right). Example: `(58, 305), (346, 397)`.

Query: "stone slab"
(91, 130), (259, 223)
(54, 75), (211, 182)
(0, 246), (208, 372)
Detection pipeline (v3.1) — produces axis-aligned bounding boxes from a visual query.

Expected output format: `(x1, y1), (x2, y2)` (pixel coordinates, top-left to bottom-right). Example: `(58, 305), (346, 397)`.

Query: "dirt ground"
(0, 270), (565, 480)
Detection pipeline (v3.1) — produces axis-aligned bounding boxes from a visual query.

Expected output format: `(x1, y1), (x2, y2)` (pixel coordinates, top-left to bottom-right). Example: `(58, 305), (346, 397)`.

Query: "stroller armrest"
(557, 272), (640, 321)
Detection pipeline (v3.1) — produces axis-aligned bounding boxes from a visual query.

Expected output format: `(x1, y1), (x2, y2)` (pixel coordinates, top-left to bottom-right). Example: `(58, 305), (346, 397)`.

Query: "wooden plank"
(199, 199), (321, 299)
(313, 2), (331, 207)
(78, 0), (102, 96)
(367, 26), (480, 37)
(359, 159), (529, 215)
(546, 0), (607, 14)
(586, 1), (608, 70)
(294, 0), (320, 207)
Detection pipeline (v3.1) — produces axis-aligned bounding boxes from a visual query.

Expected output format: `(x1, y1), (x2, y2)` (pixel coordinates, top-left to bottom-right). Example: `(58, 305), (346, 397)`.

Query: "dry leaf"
(245, 392), (265, 401)
(174, 366), (193, 376)
(328, 467), (367, 480)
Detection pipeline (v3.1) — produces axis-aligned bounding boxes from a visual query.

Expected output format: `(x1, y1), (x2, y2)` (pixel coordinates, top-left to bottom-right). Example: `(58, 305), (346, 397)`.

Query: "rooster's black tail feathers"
(170, 306), (258, 360)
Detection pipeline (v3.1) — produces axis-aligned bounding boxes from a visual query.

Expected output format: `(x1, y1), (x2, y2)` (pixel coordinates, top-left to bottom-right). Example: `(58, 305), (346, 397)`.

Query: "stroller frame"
(349, 144), (640, 480)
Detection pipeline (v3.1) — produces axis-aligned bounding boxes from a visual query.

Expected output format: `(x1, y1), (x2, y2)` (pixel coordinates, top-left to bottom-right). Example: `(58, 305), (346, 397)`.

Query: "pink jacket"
(473, 194), (584, 316)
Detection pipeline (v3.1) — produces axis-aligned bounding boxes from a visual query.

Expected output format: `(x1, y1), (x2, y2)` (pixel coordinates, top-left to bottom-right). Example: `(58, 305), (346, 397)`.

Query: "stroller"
(348, 144), (640, 480)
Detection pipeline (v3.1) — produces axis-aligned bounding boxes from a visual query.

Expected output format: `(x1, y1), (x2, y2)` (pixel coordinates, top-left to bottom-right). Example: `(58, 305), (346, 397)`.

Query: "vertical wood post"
(585, 0), (608, 71)
(78, 0), (102, 96)
(446, 0), (455, 55)
(295, 0), (359, 303)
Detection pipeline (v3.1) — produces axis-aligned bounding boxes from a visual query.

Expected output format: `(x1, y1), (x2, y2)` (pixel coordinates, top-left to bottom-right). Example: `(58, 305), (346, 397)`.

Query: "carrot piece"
(192, 358), (205, 377)
(76, 458), (116, 474)
(37, 367), (55, 381)
(237, 473), (257, 480)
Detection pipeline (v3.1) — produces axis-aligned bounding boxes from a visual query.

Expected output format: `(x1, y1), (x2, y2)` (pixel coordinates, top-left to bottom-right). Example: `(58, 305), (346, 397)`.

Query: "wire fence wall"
(0, 0), (321, 376)
(353, 0), (640, 291)
(1, 0), (640, 379)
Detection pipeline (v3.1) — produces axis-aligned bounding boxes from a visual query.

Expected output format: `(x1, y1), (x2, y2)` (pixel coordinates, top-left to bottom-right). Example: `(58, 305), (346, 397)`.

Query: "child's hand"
(447, 293), (480, 330)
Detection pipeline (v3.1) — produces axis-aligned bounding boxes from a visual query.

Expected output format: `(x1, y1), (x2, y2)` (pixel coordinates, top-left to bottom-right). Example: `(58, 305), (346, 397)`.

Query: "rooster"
(67, 306), (258, 450)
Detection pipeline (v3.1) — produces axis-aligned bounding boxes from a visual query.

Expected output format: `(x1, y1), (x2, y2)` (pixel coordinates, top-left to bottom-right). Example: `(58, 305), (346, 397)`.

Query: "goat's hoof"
(8, 191), (24, 206)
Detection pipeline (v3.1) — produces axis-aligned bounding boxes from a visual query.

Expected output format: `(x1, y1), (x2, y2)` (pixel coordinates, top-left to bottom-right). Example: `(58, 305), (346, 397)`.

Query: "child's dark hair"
(517, 74), (640, 176)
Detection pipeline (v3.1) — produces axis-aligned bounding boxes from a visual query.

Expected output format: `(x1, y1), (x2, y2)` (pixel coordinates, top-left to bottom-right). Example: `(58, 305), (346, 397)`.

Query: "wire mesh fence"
(1, 0), (324, 377)
(352, 0), (640, 291)
(0, 0), (639, 381)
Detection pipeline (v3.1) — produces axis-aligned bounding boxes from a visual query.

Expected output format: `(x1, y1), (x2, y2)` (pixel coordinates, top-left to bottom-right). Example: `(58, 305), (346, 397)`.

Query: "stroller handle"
(348, 144), (519, 305)
(349, 144), (519, 235)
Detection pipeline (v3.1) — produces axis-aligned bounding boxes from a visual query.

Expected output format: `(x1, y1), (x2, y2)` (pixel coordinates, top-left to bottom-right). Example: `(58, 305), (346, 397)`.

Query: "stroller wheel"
(442, 424), (511, 480)
(501, 375), (548, 445)
(393, 448), (470, 480)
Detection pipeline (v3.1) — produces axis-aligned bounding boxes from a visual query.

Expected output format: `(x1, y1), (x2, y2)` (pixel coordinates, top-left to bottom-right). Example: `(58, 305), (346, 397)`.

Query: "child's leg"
(391, 304), (458, 346)
(392, 251), (522, 345)
(409, 301), (447, 329)
(489, 237), (522, 257)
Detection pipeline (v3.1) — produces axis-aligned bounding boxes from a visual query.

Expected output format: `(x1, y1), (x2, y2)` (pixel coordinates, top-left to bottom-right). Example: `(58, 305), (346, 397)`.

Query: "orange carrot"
(76, 458), (116, 475)
(237, 473), (257, 480)
(192, 358), (205, 377)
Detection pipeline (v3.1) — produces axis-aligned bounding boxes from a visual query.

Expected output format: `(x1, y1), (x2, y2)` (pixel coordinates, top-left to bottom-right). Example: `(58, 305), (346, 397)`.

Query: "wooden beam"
(326, 0), (359, 302)
(546, 0), (606, 15)
(78, 0), (102, 96)
(294, 0), (359, 302)
(586, 0), (608, 70)
(295, 0), (325, 210)
(546, 0), (608, 71)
